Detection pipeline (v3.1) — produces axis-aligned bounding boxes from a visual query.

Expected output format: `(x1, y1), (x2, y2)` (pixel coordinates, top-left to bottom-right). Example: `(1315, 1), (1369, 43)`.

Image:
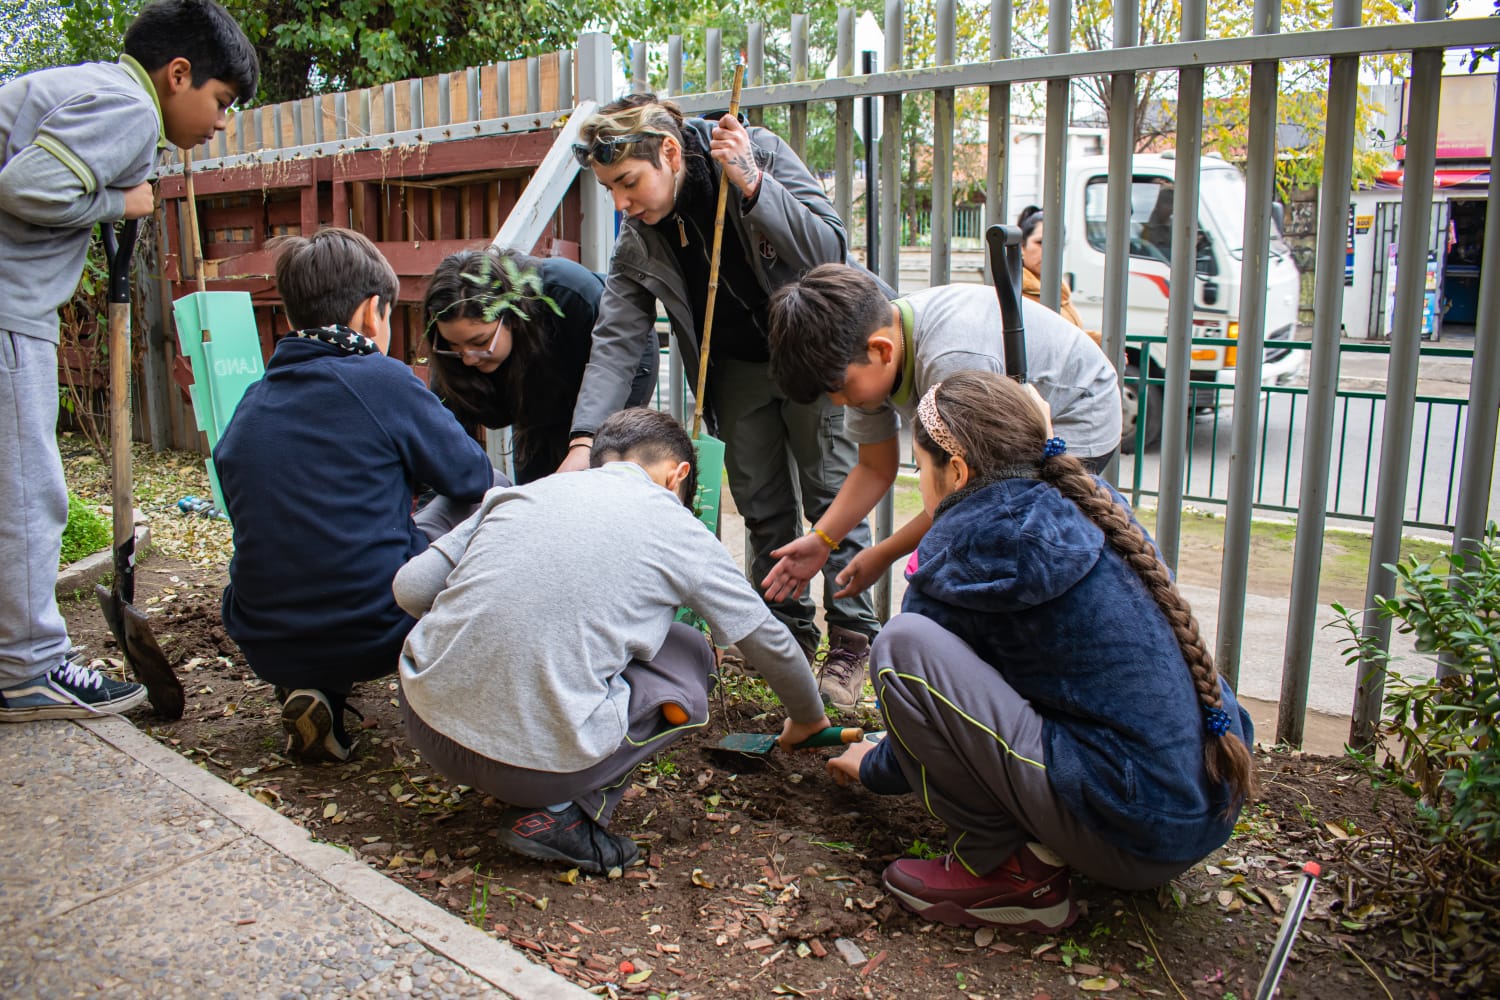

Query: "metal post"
(409, 80), (423, 130)
(835, 8), (855, 236)
(576, 32), (615, 273)
(874, 0), (903, 618)
(437, 74), (451, 126)
(632, 42), (648, 95)
(791, 15), (809, 158)
(1448, 86), (1500, 581)
(1154, 0), (1208, 569)
(985, 0), (1013, 260)
(668, 36), (683, 98)
(1216, 0), (1281, 692)
(930, 0), (955, 287)
(1279, 1), (1360, 747)
(707, 29), (722, 93)
(879, 0), (904, 292)
(747, 24), (765, 127)
(466, 67), (480, 123)
(864, 50), (879, 273)
(1353, 0), (1447, 749)
(526, 57), (540, 115)
(1100, 0), (1138, 486)
(558, 51), (573, 109)
(1039, 0), (1070, 313)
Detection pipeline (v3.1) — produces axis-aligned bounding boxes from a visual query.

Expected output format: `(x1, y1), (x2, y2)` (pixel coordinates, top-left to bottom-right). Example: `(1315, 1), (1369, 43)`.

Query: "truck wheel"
(1119, 362), (1162, 455)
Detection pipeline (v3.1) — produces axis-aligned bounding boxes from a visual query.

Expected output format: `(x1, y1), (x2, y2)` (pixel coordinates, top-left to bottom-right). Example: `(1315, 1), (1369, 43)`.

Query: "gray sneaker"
(817, 626), (870, 714)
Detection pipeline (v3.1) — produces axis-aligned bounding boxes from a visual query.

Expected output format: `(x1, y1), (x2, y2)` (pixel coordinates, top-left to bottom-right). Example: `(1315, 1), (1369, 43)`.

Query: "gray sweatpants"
(873, 613), (1191, 891)
(0, 331), (69, 687)
(708, 358), (879, 648)
(402, 622), (715, 828)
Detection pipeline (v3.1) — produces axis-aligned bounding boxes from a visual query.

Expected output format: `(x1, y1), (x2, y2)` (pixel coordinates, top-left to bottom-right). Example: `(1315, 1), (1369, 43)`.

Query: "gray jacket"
(570, 117), (864, 438)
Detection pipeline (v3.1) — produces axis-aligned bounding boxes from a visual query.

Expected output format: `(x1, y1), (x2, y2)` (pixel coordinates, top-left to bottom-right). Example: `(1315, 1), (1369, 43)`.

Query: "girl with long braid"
(827, 370), (1256, 933)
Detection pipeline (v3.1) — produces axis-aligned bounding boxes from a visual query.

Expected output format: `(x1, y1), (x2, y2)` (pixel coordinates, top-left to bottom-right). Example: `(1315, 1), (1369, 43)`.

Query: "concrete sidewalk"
(0, 717), (587, 1000)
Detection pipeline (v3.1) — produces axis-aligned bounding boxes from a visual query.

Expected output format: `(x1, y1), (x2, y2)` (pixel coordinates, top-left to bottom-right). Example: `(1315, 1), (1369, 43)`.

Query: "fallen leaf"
(1323, 821), (1350, 840)
(1079, 977), (1120, 992)
(557, 869), (579, 885)
(322, 802), (337, 819)
(691, 868), (716, 888)
(625, 969), (652, 984)
(974, 927), (996, 948)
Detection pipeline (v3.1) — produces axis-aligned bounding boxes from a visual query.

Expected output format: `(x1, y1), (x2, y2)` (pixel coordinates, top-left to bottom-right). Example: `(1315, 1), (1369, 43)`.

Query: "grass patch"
(59, 491), (111, 567)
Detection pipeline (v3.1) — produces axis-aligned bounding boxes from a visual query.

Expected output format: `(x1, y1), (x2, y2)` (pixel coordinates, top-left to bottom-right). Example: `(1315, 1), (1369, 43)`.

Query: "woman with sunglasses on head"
(559, 94), (889, 706)
(422, 247), (659, 484)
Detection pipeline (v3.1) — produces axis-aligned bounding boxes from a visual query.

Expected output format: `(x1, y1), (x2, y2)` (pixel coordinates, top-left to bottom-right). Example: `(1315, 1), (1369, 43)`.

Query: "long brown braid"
(916, 371), (1257, 810)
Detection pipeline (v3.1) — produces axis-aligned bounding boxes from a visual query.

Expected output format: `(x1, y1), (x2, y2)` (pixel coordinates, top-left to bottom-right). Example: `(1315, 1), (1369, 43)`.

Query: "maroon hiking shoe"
(883, 842), (1078, 933)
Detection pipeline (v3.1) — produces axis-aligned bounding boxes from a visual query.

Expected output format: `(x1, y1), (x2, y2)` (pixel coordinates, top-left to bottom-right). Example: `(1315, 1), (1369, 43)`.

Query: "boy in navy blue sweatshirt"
(0, 0), (257, 723)
(214, 228), (495, 762)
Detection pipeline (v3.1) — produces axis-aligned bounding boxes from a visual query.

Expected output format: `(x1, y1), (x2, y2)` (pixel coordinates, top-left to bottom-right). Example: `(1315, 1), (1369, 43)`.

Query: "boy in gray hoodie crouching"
(394, 408), (831, 874)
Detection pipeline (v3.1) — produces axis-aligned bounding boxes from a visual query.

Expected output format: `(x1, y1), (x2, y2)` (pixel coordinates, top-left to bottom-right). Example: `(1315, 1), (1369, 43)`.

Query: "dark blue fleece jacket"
(871, 476), (1252, 865)
(214, 337), (492, 692)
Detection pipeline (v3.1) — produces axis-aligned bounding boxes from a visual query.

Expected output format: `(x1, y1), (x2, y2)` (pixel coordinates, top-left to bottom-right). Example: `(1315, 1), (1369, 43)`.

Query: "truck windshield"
(1084, 175), (1218, 274)
(1198, 167), (1247, 255)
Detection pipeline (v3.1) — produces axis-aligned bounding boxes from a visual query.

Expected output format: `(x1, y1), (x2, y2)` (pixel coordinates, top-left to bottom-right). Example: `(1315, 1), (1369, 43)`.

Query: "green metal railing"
(1122, 334), (1474, 532)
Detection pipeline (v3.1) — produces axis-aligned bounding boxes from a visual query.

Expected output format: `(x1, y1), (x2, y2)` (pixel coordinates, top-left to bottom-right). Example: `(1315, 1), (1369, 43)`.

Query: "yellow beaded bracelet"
(812, 527), (839, 551)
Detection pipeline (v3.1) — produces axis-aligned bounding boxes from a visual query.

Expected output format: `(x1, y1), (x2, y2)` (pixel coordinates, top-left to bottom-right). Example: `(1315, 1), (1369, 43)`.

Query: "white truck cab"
(1062, 153), (1304, 450)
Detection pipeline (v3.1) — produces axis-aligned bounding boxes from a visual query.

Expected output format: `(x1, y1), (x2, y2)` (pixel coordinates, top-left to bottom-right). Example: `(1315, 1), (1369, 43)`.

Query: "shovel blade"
(94, 583), (185, 720)
(714, 732), (778, 756)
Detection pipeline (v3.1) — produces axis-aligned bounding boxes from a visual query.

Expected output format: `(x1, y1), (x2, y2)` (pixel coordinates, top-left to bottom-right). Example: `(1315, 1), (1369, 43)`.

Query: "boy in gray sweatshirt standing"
(0, 1), (257, 721)
(395, 408), (832, 875)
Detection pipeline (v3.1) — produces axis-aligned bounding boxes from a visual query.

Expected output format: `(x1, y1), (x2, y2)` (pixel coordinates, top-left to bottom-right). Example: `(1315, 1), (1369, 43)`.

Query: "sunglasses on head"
(571, 132), (665, 167)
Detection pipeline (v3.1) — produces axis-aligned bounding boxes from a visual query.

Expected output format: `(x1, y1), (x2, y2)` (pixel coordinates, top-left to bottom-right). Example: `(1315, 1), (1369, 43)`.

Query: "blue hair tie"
(1205, 707), (1232, 737)
(1043, 437), (1067, 459)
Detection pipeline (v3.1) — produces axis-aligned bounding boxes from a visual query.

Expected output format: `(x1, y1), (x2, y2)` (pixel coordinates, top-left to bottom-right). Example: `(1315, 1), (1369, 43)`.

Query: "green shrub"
(59, 492), (111, 568)
(1336, 526), (1500, 849)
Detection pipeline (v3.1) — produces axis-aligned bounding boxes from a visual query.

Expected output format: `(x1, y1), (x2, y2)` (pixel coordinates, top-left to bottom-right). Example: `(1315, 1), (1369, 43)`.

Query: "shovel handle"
(986, 223), (1027, 385)
(102, 219), (141, 590)
(793, 726), (864, 749)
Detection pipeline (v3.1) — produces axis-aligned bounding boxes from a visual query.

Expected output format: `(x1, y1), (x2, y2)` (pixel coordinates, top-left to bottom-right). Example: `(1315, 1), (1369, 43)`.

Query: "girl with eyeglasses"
(558, 94), (890, 704)
(422, 247), (658, 483)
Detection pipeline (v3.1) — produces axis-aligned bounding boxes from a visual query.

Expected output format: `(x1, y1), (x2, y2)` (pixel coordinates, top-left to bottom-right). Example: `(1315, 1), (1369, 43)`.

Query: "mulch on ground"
(56, 548), (1493, 1000)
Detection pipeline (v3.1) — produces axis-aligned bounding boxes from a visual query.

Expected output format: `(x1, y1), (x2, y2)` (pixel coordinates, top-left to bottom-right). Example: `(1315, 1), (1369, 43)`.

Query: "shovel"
(93, 218), (185, 720)
(715, 726), (864, 756)
(686, 63), (746, 533)
(985, 224), (1028, 384)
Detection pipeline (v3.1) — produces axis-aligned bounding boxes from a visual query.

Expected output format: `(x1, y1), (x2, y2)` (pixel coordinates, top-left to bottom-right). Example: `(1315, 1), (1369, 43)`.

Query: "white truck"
(1058, 152), (1305, 451)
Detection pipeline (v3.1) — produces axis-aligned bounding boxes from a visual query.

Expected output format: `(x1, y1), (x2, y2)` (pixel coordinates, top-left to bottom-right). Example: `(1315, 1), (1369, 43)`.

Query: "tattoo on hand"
(732, 152), (756, 185)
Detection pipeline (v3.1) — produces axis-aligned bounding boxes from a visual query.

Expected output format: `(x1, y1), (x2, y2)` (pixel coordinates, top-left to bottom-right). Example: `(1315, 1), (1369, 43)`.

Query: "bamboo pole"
(691, 64), (745, 440)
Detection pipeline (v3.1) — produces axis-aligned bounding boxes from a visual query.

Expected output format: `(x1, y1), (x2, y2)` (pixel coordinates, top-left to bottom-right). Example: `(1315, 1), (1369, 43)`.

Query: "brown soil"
(61, 556), (1492, 999)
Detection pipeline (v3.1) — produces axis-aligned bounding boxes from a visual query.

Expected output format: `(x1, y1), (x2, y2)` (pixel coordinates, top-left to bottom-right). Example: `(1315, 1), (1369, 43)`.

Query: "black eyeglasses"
(571, 132), (664, 167)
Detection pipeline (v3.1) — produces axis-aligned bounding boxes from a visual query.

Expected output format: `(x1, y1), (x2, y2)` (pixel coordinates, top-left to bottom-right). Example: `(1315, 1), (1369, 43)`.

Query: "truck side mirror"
(1202, 279), (1219, 306)
(1271, 202), (1285, 236)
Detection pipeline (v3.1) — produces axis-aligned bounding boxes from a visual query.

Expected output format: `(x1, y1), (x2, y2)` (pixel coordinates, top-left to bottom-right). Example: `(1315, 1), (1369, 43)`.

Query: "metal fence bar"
(1155, 0), (1208, 570)
(747, 24), (765, 127)
(984, 0), (1012, 265)
(878, 0), (902, 292)
(790, 15), (809, 158)
(668, 35), (683, 98)
(1354, 0), (1447, 750)
(1038, 0), (1069, 313)
(574, 33), (614, 272)
(1100, 0), (1137, 486)
(631, 42), (648, 94)
(707, 28), (722, 93)
(929, 0), (956, 287)
(1216, 0), (1281, 691)
(1449, 81), (1500, 658)
(834, 8), (855, 236)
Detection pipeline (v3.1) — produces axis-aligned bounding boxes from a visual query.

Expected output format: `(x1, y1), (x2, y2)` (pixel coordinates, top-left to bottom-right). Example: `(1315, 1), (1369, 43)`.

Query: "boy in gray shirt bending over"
(761, 263), (1121, 616)
(0, 0), (257, 722)
(395, 408), (831, 875)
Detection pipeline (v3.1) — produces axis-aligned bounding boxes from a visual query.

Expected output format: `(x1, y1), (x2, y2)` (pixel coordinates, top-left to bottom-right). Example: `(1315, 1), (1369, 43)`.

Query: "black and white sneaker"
(0, 657), (147, 722)
(497, 804), (641, 875)
(279, 688), (358, 762)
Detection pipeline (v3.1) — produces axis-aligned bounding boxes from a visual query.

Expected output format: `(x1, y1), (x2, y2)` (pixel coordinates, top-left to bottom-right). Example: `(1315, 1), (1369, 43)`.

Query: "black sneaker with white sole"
(279, 688), (359, 762)
(0, 657), (147, 722)
(497, 804), (641, 875)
